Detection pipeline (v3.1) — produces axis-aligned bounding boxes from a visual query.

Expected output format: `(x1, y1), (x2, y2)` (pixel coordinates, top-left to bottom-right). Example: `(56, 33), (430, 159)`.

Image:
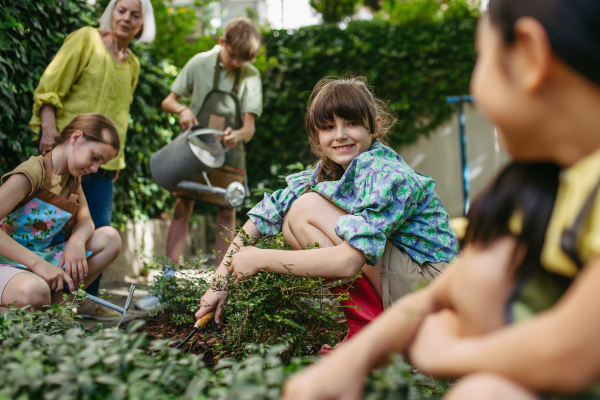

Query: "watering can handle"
(187, 126), (224, 137)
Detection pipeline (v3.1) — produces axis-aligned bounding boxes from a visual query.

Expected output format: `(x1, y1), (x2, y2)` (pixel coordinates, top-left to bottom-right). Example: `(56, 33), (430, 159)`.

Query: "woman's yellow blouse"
(29, 27), (140, 170)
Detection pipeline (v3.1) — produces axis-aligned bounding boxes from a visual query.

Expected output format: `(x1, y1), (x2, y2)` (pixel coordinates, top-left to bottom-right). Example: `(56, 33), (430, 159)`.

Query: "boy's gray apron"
(174, 56), (246, 207)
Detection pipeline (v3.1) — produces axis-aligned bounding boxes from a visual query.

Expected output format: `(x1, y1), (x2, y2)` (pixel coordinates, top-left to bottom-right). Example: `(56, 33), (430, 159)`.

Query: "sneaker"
(134, 294), (161, 311)
(77, 302), (122, 321)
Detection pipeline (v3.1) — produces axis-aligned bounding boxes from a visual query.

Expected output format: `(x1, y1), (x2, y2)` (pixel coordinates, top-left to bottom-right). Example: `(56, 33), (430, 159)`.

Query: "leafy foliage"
(0, 0), (97, 173)
(137, 0), (219, 69)
(0, 299), (445, 400)
(147, 228), (346, 360)
(1, 0), (477, 224)
(309, 0), (362, 23)
(249, 9), (478, 190)
(380, 0), (478, 24)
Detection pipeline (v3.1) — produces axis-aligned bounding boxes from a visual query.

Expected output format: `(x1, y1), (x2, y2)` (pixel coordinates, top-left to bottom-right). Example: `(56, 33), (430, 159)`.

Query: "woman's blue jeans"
(50, 169), (114, 296)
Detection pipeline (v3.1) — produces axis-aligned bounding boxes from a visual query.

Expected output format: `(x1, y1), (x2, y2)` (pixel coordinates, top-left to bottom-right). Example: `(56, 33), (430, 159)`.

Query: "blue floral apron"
(0, 152), (91, 269)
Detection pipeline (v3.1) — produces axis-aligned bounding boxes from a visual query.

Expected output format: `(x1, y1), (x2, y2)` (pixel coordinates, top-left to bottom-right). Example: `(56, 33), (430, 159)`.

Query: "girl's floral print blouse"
(248, 141), (460, 266)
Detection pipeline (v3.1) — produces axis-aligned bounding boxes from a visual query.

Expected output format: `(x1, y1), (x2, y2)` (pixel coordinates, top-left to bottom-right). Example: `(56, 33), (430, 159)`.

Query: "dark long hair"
(488, 0), (600, 87)
(463, 162), (561, 279)
(305, 76), (397, 183)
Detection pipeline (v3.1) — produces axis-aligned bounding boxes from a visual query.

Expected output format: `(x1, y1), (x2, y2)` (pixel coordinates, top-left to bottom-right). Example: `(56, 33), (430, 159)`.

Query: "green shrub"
(1, 299), (445, 400)
(147, 229), (347, 360)
(249, 13), (478, 190)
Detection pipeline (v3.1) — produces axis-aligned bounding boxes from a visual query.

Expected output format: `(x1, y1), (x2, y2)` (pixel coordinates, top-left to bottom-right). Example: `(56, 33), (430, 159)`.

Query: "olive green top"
(29, 27), (140, 171)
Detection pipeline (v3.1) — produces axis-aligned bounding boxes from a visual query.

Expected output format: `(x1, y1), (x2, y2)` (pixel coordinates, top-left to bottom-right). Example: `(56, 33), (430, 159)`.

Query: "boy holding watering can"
(136, 18), (262, 310)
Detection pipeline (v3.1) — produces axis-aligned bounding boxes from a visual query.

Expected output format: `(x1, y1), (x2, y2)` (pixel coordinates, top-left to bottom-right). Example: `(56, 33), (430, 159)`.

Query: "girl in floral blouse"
(195, 76), (459, 348)
(0, 114), (122, 314)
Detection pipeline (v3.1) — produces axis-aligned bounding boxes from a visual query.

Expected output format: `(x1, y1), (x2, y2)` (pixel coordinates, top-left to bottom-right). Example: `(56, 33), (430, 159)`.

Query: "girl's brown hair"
(52, 113), (120, 153)
(305, 75), (397, 183)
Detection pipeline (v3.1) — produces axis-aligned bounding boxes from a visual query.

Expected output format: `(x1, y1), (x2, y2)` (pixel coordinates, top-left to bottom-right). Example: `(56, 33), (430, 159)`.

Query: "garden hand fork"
(174, 310), (216, 350)
(63, 283), (136, 329)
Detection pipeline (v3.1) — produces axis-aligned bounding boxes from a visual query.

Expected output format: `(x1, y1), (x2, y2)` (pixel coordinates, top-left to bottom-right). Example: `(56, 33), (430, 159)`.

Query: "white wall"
(397, 103), (509, 218)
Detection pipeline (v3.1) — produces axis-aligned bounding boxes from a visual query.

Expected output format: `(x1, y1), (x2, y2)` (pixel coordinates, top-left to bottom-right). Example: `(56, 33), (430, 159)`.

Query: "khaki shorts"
(380, 241), (448, 309)
(173, 165), (245, 208)
(0, 266), (31, 306)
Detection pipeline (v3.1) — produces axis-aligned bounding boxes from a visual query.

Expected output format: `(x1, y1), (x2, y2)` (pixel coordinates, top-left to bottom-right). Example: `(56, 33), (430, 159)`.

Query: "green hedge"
(0, 0), (180, 226)
(0, 0), (97, 171)
(0, 0), (477, 222)
(248, 8), (478, 189)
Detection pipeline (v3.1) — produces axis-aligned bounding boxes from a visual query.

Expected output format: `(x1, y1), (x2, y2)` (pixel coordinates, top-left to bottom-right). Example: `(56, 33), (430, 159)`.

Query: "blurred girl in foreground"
(283, 0), (600, 399)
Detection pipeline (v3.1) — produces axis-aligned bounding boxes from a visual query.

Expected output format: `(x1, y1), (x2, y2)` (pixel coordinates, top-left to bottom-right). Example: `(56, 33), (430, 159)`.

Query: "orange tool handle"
(194, 310), (216, 329)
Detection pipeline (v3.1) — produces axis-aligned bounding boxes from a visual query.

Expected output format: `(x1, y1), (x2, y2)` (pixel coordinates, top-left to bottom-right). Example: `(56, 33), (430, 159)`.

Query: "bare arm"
(161, 92), (198, 131)
(411, 255), (600, 394)
(281, 268), (454, 400)
(59, 186), (95, 284)
(195, 219), (260, 323)
(230, 241), (367, 279)
(0, 174), (74, 291)
(39, 105), (59, 155)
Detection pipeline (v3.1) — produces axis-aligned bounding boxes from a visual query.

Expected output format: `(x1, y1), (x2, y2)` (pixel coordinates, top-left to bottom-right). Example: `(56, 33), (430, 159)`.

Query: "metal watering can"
(150, 126), (246, 208)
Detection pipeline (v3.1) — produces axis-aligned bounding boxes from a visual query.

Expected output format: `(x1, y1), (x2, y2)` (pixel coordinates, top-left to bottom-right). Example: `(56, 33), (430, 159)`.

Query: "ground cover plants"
(0, 289), (447, 399)
(144, 229), (348, 362)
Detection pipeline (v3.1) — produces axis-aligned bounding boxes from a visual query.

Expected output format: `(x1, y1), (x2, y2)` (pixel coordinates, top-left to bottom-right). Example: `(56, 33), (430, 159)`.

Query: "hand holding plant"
(228, 246), (263, 279)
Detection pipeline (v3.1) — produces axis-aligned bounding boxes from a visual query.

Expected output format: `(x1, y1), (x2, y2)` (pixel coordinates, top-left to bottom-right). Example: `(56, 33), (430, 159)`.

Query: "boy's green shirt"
(171, 45), (263, 122)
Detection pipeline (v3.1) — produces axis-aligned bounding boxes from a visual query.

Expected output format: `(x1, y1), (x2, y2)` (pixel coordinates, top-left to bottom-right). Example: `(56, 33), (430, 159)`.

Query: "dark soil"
(130, 312), (348, 366)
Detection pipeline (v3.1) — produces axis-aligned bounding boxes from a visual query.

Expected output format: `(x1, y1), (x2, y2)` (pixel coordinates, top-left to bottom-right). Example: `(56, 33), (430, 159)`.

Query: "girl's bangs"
(310, 83), (374, 132)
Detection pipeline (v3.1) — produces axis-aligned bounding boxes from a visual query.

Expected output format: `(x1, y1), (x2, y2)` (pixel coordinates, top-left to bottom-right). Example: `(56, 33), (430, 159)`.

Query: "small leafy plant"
(147, 228), (349, 360)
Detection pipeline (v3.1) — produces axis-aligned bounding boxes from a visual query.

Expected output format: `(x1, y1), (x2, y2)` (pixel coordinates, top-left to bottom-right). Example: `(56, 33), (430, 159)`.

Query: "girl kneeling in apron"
(0, 113), (122, 312)
(195, 76), (459, 350)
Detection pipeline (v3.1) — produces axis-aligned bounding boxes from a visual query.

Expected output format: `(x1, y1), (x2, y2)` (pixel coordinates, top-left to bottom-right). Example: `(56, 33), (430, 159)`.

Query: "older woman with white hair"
(28, 0), (155, 320)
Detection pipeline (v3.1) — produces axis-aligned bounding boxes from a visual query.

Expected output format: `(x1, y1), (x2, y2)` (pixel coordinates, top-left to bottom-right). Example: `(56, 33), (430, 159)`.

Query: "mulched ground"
(128, 313), (348, 366)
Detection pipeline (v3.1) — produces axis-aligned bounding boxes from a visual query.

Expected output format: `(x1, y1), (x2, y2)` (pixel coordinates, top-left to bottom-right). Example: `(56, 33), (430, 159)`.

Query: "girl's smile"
(333, 144), (356, 153)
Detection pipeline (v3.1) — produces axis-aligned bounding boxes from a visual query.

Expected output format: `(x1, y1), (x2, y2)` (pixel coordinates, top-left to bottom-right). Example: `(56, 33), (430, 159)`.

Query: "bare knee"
(173, 197), (194, 220)
(286, 192), (324, 229)
(19, 276), (51, 309)
(94, 226), (122, 257)
(446, 373), (536, 400)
